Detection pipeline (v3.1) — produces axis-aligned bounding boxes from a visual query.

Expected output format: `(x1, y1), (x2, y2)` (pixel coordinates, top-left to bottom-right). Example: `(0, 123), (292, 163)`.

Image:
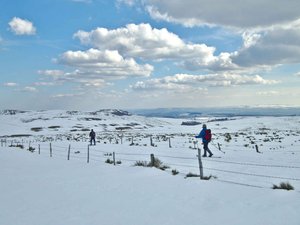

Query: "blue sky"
(1, 0), (300, 110)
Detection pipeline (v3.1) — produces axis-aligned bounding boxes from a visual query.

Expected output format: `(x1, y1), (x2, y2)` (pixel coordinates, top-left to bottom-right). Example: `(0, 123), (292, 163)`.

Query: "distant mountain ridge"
(130, 106), (300, 118)
(0, 109), (131, 116)
(1, 107), (300, 118)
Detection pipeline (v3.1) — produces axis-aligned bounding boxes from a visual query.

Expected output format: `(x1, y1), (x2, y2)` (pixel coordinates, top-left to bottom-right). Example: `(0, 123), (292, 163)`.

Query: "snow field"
(1, 111), (300, 225)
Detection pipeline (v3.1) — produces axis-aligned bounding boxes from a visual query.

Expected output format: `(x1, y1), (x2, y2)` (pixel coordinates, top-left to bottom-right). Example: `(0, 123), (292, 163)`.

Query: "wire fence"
(1, 137), (300, 192)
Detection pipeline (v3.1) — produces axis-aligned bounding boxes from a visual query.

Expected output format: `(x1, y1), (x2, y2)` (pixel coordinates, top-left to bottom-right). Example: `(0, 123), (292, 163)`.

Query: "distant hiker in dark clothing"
(89, 129), (96, 145)
(195, 124), (213, 157)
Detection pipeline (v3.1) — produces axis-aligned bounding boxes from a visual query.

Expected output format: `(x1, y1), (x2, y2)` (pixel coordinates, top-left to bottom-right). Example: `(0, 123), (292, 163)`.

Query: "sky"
(1, 0), (300, 110)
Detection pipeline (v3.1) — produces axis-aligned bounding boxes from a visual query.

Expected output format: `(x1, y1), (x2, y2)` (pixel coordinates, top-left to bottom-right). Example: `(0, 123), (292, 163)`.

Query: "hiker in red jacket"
(195, 124), (213, 157)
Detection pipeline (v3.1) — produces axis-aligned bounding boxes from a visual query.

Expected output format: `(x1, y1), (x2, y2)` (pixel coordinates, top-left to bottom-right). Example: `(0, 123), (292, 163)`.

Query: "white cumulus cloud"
(131, 73), (279, 92)
(232, 23), (300, 67)
(74, 23), (235, 71)
(142, 0), (300, 29)
(3, 82), (18, 87)
(22, 86), (38, 92)
(57, 48), (153, 78)
(8, 17), (36, 35)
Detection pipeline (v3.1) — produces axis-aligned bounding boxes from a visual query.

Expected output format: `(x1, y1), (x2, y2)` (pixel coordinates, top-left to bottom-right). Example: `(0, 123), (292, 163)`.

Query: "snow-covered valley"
(1, 110), (300, 225)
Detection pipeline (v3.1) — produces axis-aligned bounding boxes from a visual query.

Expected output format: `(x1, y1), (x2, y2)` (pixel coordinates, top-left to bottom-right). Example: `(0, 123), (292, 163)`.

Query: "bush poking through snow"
(185, 172), (199, 178)
(105, 158), (114, 164)
(134, 161), (148, 167)
(272, 182), (294, 191)
(224, 133), (232, 142)
(9, 144), (24, 149)
(172, 169), (179, 175)
(151, 157), (163, 168)
(185, 173), (214, 180)
(134, 157), (169, 170)
(31, 127), (43, 132)
(201, 175), (213, 180)
(159, 165), (170, 171)
(27, 146), (35, 152)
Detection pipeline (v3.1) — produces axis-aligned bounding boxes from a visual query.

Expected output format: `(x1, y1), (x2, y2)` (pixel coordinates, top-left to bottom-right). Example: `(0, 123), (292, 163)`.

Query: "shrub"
(17, 144), (24, 149)
(150, 157), (163, 168)
(159, 165), (170, 171)
(201, 175), (213, 180)
(134, 161), (148, 167)
(9, 144), (24, 149)
(134, 157), (169, 171)
(31, 127), (43, 132)
(27, 146), (35, 152)
(224, 133), (232, 142)
(172, 169), (179, 175)
(273, 182), (294, 191)
(185, 172), (199, 178)
(185, 173), (215, 180)
(105, 158), (114, 164)
(48, 126), (61, 129)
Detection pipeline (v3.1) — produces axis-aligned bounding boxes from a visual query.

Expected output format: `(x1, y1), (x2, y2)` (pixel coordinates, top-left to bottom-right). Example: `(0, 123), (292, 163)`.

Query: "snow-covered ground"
(0, 110), (300, 225)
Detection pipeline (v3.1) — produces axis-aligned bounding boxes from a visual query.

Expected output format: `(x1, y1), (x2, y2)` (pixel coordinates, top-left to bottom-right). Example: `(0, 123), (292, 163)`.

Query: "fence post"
(87, 145), (90, 163)
(113, 152), (116, 165)
(38, 144), (40, 154)
(67, 144), (71, 160)
(131, 136), (134, 145)
(169, 137), (172, 148)
(255, 144), (261, 153)
(197, 148), (204, 179)
(150, 136), (154, 146)
(50, 143), (52, 157)
(150, 154), (155, 167)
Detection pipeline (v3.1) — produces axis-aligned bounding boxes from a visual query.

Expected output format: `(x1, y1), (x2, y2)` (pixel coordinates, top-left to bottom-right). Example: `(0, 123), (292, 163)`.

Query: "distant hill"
(130, 106), (300, 118)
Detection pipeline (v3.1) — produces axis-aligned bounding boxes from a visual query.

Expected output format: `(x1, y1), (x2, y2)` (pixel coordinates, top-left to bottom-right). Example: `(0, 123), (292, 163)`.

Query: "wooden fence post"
(255, 145), (261, 153)
(113, 152), (116, 165)
(87, 145), (90, 163)
(197, 148), (204, 179)
(169, 137), (172, 148)
(150, 154), (155, 167)
(38, 144), (40, 154)
(67, 144), (71, 160)
(150, 136), (154, 146)
(50, 143), (52, 157)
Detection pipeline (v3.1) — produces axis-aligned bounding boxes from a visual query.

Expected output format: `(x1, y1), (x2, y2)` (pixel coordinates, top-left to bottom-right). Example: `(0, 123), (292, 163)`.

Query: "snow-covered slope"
(0, 110), (300, 225)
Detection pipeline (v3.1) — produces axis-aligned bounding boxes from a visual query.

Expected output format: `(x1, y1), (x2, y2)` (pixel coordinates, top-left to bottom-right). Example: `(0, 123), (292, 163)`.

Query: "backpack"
(204, 129), (212, 142)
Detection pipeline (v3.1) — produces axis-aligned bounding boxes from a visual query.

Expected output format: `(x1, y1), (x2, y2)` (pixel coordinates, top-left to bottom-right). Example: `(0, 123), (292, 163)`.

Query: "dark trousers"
(203, 142), (212, 156)
(90, 138), (96, 145)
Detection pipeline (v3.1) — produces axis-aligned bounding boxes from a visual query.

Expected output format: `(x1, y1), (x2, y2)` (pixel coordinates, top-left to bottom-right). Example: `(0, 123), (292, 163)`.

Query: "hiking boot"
(209, 154), (213, 157)
(202, 155), (207, 157)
